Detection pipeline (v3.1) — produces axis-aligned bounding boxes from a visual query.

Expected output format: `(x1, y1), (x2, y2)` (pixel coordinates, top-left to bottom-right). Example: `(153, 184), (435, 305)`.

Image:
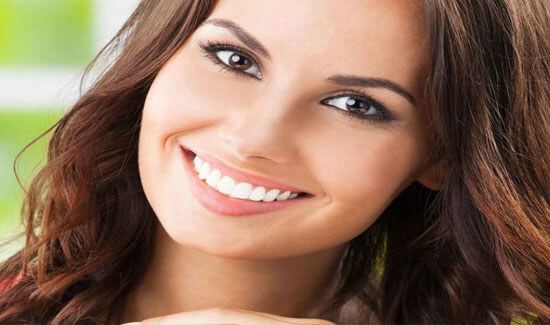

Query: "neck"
(122, 225), (346, 322)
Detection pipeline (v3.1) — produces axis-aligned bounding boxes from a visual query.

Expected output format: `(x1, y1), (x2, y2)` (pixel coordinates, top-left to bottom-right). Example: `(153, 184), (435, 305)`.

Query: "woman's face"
(138, 0), (433, 259)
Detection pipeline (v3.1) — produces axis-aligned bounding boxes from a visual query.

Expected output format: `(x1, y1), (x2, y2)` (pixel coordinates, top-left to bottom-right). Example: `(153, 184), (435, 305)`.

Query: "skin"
(130, 307), (336, 324)
(125, 0), (441, 322)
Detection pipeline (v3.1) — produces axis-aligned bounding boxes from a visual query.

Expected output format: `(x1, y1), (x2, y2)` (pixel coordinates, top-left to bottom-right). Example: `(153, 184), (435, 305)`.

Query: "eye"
(320, 91), (396, 126)
(198, 39), (263, 79)
(198, 40), (396, 127)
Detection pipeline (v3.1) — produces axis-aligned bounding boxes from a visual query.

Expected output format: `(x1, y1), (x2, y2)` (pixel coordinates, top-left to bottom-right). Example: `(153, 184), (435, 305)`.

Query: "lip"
(179, 145), (315, 216)
(180, 144), (312, 195)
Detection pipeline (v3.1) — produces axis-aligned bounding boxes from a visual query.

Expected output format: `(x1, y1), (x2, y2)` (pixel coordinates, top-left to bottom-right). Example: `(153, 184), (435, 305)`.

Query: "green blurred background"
(0, 0), (137, 261)
(0, 0), (93, 66)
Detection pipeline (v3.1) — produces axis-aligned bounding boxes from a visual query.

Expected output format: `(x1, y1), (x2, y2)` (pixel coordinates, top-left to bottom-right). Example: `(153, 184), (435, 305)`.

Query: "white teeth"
(205, 169), (221, 188)
(198, 162), (210, 179)
(248, 186), (266, 201)
(193, 155), (203, 172)
(216, 176), (235, 195)
(276, 190), (291, 201)
(191, 155), (305, 201)
(262, 189), (280, 202)
(229, 182), (253, 199)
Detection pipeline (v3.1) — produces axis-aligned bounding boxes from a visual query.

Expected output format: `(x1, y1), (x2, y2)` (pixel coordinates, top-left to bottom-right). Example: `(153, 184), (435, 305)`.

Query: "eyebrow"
(326, 75), (416, 105)
(199, 18), (416, 106)
(200, 18), (272, 60)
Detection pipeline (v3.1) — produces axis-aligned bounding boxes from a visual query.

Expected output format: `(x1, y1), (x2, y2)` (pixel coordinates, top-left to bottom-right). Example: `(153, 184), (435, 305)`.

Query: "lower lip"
(179, 145), (314, 216)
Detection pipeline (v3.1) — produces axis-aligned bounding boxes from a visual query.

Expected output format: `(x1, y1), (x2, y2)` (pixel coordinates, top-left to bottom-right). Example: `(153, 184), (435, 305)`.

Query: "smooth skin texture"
(123, 307), (335, 324)
(127, 0), (440, 322)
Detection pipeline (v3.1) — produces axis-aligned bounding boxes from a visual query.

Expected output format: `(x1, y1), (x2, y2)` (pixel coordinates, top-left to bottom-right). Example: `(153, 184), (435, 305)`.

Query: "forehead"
(201, 0), (428, 97)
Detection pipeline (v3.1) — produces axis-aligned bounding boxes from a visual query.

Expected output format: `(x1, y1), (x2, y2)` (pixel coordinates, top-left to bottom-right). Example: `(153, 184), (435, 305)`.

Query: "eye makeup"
(199, 39), (263, 80)
(197, 38), (397, 127)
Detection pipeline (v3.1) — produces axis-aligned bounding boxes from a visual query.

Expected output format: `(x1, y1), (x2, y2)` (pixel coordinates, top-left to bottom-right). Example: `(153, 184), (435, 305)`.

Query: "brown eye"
(322, 96), (380, 117)
(345, 98), (368, 113)
(228, 53), (252, 70)
(199, 40), (263, 79)
(320, 91), (396, 126)
(213, 49), (262, 78)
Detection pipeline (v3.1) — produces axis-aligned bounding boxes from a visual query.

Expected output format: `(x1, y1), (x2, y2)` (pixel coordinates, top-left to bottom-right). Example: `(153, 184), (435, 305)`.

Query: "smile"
(194, 155), (305, 201)
(179, 145), (314, 216)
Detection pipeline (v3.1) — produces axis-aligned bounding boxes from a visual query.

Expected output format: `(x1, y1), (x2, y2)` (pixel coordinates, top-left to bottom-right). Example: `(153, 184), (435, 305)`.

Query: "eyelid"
(200, 39), (265, 73)
(324, 90), (394, 117)
(199, 39), (397, 123)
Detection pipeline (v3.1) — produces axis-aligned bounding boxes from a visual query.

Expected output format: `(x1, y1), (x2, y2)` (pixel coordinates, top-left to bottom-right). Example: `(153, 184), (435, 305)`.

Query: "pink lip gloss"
(179, 145), (314, 216)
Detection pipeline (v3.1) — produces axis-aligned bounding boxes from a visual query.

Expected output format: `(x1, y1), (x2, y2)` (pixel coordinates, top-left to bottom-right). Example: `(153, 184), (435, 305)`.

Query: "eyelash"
(198, 39), (396, 127)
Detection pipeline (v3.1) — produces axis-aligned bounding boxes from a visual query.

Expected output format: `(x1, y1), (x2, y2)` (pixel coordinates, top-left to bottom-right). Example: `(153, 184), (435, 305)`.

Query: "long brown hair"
(1, 0), (549, 323)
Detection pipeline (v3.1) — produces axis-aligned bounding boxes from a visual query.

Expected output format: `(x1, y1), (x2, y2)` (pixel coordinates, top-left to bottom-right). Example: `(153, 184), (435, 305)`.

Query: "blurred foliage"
(0, 109), (65, 238)
(0, 0), (93, 66)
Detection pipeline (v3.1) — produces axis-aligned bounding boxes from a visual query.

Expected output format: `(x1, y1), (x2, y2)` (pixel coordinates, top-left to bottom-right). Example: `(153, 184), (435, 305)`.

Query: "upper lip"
(181, 144), (312, 195)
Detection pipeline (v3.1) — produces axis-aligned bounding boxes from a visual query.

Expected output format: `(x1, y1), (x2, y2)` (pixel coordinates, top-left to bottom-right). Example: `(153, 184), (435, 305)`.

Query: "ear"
(415, 159), (444, 191)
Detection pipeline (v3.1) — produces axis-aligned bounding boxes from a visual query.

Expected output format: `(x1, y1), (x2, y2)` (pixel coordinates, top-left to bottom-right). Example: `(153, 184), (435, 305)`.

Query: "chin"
(180, 234), (293, 260)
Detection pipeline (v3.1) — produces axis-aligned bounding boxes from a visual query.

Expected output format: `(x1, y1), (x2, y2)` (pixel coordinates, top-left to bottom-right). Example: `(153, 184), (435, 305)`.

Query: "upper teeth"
(193, 155), (301, 202)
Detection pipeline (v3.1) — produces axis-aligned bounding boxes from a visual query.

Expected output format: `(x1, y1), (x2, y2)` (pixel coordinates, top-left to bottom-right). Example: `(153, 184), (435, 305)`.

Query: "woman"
(0, 0), (549, 323)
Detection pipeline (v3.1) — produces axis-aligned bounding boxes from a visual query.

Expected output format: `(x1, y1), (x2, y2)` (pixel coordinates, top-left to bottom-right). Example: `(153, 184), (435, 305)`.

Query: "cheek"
(141, 41), (254, 138)
(141, 67), (206, 136)
(277, 131), (423, 253)
(314, 131), (419, 220)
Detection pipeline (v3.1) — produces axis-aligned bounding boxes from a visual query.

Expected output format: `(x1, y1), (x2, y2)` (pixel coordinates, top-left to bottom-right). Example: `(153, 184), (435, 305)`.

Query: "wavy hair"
(0, 0), (549, 323)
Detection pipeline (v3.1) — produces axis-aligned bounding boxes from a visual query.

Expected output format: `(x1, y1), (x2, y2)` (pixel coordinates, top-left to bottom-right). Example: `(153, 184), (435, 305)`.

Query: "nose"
(216, 86), (303, 164)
